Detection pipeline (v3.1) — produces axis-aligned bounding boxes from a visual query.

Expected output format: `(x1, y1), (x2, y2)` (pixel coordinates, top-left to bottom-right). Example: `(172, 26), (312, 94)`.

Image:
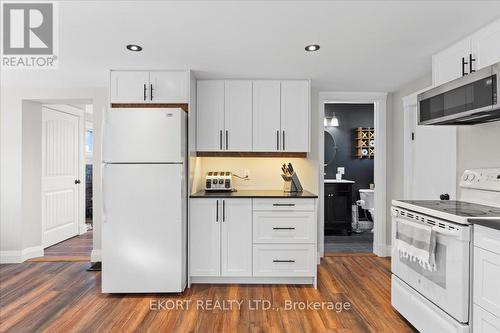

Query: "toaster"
(205, 171), (233, 191)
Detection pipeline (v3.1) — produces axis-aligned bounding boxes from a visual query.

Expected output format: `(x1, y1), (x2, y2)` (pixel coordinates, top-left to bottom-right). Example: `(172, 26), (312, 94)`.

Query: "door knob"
(75, 179), (81, 184)
(439, 193), (450, 200)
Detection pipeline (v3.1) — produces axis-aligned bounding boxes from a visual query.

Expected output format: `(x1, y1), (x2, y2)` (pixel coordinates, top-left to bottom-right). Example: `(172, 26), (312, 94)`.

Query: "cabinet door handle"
(219, 130), (223, 150)
(282, 130), (286, 150)
(225, 130), (228, 150)
(150, 84), (153, 101)
(273, 260), (295, 263)
(143, 84), (147, 101)
(462, 57), (468, 76)
(273, 227), (295, 230)
(469, 53), (476, 74)
(222, 200), (225, 222)
(272, 203), (295, 207)
(276, 130), (280, 151)
(216, 200), (219, 222)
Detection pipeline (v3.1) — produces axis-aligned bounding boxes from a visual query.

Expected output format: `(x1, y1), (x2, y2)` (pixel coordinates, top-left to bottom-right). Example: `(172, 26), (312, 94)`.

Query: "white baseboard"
(91, 249), (101, 262)
(22, 246), (44, 261)
(0, 246), (44, 263)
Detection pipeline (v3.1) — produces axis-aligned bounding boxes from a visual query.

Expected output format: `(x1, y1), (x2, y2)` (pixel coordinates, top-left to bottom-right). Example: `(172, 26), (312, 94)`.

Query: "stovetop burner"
(398, 200), (500, 218)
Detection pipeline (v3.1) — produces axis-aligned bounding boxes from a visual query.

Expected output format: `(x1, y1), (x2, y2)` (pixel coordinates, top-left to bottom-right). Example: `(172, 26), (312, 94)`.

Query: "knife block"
(282, 172), (303, 193)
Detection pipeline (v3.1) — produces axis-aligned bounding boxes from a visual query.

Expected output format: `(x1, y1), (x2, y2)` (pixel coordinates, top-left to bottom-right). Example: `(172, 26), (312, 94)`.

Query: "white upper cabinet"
(471, 19), (500, 70)
(281, 81), (310, 152)
(149, 71), (189, 103)
(110, 70), (188, 104)
(432, 38), (471, 86)
(196, 79), (310, 153)
(224, 81), (253, 151)
(110, 71), (150, 103)
(253, 80), (281, 152)
(196, 80), (225, 151)
(432, 18), (500, 86)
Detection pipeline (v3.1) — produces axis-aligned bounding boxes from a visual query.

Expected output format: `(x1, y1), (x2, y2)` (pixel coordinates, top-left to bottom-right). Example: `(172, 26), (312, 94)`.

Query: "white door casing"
(403, 91), (457, 200)
(42, 105), (83, 248)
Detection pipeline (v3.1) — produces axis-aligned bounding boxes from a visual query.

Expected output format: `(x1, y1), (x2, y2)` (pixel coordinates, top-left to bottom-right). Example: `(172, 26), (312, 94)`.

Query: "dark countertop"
(190, 189), (318, 198)
(469, 219), (500, 231)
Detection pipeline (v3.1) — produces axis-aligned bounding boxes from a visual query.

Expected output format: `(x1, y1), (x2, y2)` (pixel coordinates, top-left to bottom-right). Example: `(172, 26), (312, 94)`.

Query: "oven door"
(391, 215), (471, 323)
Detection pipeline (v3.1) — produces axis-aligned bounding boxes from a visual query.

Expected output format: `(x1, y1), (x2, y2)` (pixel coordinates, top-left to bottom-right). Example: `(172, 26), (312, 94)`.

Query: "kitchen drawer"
(253, 244), (315, 277)
(253, 198), (315, 212)
(253, 211), (315, 244)
(473, 304), (500, 333)
(474, 246), (500, 318)
(475, 225), (500, 254)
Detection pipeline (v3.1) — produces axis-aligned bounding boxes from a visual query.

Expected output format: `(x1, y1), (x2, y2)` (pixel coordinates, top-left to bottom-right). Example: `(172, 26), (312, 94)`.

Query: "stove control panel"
(460, 168), (500, 191)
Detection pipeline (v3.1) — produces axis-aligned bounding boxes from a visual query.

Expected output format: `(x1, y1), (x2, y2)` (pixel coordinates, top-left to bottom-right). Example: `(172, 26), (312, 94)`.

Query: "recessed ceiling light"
(305, 44), (320, 52)
(126, 44), (142, 52)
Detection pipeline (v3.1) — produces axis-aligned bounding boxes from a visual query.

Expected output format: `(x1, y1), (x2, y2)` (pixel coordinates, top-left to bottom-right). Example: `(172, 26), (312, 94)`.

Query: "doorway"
(318, 92), (388, 258)
(324, 103), (374, 253)
(22, 102), (94, 261)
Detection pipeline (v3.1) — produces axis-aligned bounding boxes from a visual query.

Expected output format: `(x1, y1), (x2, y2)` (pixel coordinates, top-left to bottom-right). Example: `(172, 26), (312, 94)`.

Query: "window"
(85, 129), (93, 155)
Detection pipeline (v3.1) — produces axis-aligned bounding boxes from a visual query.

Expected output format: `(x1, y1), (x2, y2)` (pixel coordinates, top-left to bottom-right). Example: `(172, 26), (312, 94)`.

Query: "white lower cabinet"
(473, 225), (500, 332)
(253, 244), (315, 277)
(189, 199), (220, 276)
(190, 197), (317, 285)
(190, 198), (252, 277)
(221, 199), (252, 276)
(474, 304), (500, 333)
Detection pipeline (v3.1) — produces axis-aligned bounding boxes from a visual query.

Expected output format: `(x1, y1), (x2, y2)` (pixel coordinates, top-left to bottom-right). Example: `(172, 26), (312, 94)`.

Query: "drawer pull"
(273, 259), (295, 263)
(273, 227), (295, 230)
(272, 203), (295, 207)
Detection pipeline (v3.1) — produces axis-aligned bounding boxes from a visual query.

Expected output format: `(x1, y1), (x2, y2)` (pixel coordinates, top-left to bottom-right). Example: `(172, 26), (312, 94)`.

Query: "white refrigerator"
(102, 107), (187, 293)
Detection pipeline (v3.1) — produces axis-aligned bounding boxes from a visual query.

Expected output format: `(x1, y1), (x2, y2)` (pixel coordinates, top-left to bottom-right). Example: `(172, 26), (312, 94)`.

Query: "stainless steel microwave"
(417, 62), (499, 125)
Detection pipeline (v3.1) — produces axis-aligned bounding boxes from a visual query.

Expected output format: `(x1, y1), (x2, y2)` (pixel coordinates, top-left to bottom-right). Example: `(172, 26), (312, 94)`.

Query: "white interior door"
(42, 106), (81, 247)
(403, 94), (457, 200)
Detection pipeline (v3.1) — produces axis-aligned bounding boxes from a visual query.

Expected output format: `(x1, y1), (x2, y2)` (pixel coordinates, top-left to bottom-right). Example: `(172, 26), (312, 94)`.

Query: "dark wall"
(324, 103), (374, 205)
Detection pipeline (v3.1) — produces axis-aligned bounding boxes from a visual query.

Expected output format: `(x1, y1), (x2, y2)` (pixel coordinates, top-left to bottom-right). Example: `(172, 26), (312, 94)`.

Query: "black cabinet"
(324, 183), (353, 235)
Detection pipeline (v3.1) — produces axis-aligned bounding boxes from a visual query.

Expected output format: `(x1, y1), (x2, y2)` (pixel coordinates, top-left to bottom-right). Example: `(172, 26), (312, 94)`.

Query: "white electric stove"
(391, 168), (500, 333)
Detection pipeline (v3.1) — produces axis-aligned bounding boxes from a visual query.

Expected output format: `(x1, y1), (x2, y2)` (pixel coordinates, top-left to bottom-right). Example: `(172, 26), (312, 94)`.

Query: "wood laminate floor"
(0, 256), (416, 333)
(28, 232), (93, 262)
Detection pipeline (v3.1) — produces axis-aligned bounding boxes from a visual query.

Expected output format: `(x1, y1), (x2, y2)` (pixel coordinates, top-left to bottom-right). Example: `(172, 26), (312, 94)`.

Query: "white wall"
(457, 122), (500, 198)
(0, 86), (107, 263)
(21, 101), (43, 252)
(191, 157), (317, 194)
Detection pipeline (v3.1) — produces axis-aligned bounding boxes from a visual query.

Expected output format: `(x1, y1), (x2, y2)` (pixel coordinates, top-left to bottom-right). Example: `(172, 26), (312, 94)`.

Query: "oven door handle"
(431, 226), (462, 238)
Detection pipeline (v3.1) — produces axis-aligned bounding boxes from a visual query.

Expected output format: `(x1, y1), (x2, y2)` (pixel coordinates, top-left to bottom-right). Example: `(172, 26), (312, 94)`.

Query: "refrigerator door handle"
(102, 164), (107, 223)
(222, 200), (225, 222)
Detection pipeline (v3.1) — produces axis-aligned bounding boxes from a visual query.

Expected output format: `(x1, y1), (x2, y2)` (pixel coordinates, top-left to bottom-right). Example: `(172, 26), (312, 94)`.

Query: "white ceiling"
(2, 1), (500, 92)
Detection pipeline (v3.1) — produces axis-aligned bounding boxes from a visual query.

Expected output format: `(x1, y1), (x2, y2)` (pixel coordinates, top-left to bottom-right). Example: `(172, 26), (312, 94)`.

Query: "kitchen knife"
(281, 165), (288, 175)
(288, 163), (294, 174)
